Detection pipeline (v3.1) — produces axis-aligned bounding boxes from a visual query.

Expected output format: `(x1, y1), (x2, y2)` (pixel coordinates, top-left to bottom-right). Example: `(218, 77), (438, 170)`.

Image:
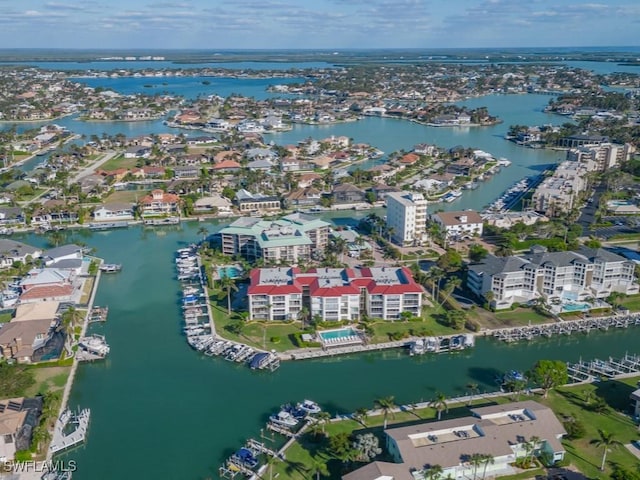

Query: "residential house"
(173, 165), (201, 179)
(124, 146), (151, 159)
(235, 189), (281, 214)
(0, 240), (42, 269)
(0, 207), (25, 228)
(284, 187), (322, 208)
(0, 396), (43, 462)
(42, 244), (84, 272)
(92, 203), (135, 222)
(431, 210), (484, 241)
(212, 159), (242, 174)
(138, 189), (180, 217)
(193, 195), (233, 215)
(0, 302), (60, 363)
(331, 183), (366, 204)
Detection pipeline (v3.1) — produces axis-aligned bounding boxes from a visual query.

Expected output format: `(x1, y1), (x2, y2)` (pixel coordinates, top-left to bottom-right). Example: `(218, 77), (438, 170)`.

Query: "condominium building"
(218, 213), (330, 263)
(344, 401), (566, 480)
(531, 160), (595, 217)
(430, 210), (483, 241)
(247, 266), (423, 321)
(566, 142), (631, 171)
(385, 191), (428, 246)
(467, 246), (639, 310)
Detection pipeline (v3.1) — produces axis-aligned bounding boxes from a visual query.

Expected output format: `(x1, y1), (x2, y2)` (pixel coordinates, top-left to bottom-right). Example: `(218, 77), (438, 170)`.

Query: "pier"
(566, 353), (640, 384)
(491, 312), (640, 343)
(49, 408), (91, 455)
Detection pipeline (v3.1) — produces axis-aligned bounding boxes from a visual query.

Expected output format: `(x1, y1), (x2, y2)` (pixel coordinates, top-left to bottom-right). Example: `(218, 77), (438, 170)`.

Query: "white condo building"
(385, 192), (428, 246)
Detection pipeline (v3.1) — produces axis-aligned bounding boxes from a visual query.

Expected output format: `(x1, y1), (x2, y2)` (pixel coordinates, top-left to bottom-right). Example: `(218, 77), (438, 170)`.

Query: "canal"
(15, 223), (640, 480)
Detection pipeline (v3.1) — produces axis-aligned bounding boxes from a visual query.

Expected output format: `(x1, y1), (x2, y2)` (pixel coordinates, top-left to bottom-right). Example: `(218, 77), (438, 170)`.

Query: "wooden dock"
(566, 353), (640, 383)
(49, 408), (90, 455)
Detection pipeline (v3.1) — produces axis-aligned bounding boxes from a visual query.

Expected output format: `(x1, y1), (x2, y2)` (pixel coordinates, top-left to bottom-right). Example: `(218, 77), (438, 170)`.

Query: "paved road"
(69, 150), (118, 184)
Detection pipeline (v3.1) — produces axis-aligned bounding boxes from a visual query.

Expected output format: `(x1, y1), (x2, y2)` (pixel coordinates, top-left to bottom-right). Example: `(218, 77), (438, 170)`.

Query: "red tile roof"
(20, 284), (74, 301)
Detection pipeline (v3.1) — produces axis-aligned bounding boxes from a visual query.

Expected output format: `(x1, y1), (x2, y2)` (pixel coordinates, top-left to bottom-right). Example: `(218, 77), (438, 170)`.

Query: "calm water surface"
(14, 224), (640, 480)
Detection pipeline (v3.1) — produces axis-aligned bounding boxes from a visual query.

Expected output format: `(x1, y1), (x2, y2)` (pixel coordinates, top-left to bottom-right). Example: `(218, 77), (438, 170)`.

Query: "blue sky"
(1, 0), (638, 49)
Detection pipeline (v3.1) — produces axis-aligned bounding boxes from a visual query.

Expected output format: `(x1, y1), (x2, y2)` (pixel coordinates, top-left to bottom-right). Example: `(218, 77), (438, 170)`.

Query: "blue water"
(562, 303), (590, 312)
(319, 327), (356, 340)
(0, 61), (335, 71)
(72, 75), (307, 100)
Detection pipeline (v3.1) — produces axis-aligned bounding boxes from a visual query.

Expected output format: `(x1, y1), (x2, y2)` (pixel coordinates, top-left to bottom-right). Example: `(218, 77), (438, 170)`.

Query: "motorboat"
(231, 448), (259, 469)
(297, 399), (321, 415)
(282, 403), (307, 420)
(426, 337), (438, 352)
(269, 410), (298, 428)
(410, 338), (425, 355)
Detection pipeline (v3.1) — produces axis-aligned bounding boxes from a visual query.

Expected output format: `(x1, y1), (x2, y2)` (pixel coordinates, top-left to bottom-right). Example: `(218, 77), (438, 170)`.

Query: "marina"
(491, 312), (640, 343)
(566, 353), (640, 383)
(409, 333), (475, 355)
(49, 408), (91, 456)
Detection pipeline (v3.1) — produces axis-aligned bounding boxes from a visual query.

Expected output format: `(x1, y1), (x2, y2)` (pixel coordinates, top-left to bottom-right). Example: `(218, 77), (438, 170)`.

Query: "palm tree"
(469, 453), (484, 480)
(429, 392), (448, 421)
(197, 226), (209, 243)
(591, 429), (622, 471)
(423, 464), (443, 480)
(353, 407), (369, 427)
(466, 383), (479, 406)
(440, 276), (461, 306)
(526, 436), (540, 466)
(374, 396), (396, 429)
(219, 275), (238, 315)
(480, 454), (495, 479)
(314, 411), (332, 434)
(309, 455), (329, 480)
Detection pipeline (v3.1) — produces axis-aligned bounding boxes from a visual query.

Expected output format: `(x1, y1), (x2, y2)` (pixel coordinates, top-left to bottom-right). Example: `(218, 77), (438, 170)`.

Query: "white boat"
(78, 334), (110, 357)
(410, 338), (426, 355)
(269, 410), (299, 428)
(426, 337), (438, 352)
(297, 399), (321, 414)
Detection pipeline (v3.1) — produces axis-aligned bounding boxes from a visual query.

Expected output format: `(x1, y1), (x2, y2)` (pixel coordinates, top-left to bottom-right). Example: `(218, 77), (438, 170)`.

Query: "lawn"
(80, 277), (94, 305)
(104, 189), (147, 204)
(621, 294), (640, 312)
(99, 154), (139, 171)
(493, 308), (554, 327)
(366, 306), (459, 342)
(0, 311), (13, 323)
(270, 377), (640, 480)
(25, 366), (71, 396)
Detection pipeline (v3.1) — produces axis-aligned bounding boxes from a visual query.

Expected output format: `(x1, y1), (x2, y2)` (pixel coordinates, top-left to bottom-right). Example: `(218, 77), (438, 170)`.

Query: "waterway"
(12, 224), (640, 480)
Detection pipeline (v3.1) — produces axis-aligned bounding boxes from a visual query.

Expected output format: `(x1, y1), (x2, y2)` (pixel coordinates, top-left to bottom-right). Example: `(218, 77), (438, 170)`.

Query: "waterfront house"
(467, 247), (639, 310)
(431, 210), (484, 241)
(284, 187), (322, 208)
(173, 165), (201, 179)
(235, 189), (281, 214)
(0, 302), (60, 363)
(344, 401), (566, 480)
(0, 239), (42, 269)
(248, 266), (423, 321)
(124, 146), (151, 159)
(193, 195), (233, 215)
(331, 183), (366, 204)
(92, 202), (135, 222)
(219, 213), (330, 263)
(0, 396), (43, 461)
(297, 173), (322, 188)
(0, 207), (26, 227)
(42, 244), (84, 269)
(139, 189), (180, 217)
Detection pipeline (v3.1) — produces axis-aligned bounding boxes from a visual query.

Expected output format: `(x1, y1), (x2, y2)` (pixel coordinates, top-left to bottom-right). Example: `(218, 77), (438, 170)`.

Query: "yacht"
(297, 399), (321, 415)
(78, 334), (110, 357)
(269, 410), (299, 428)
(410, 338), (426, 355)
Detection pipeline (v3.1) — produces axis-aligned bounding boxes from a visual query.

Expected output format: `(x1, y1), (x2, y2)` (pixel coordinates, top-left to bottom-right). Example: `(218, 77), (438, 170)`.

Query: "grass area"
(80, 277), (95, 305)
(621, 294), (640, 312)
(609, 232), (640, 241)
(494, 308), (554, 326)
(104, 189), (147, 204)
(366, 306), (458, 342)
(0, 311), (13, 323)
(100, 153), (138, 171)
(24, 366), (71, 396)
(271, 377), (640, 480)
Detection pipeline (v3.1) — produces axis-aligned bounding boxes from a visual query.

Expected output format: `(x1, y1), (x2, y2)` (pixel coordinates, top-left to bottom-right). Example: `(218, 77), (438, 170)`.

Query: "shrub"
(562, 418), (586, 439)
(270, 336), (281, 344)
(465, 318), (481, 332)
(14, 450), (33, 462)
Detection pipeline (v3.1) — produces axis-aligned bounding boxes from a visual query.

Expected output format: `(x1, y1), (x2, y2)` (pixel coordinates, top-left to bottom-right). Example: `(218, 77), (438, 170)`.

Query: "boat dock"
(49, 408), (90, 456)
(566, 353), (640, 383)
(88, 221), (129, 231)
(491, 313), (640, 343)
(88, 306), (108, 323)
(144, 216), (180, 226)
(77, 334), (110, 361)
(410, 333), (475, 355)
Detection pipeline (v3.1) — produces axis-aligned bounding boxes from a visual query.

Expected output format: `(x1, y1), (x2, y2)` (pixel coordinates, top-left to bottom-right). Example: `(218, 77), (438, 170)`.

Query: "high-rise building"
(385, 191), (428, 246)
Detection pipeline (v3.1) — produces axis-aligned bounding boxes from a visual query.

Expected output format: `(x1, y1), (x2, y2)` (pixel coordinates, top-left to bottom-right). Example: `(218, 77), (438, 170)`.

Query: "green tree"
(423, 464), (443, 480)
(429, 392), (448, 420)
(436, 249), (463, 272)
(327, 432), (355, 464)
(374, 396), (396, 428)
(219, 275), (238, 315)
(353, 407), (369, 427)
(197, 226), (209, 242)
(0, 364), (35, 397)
(528, 360), (568, 398)
(468, 243), (488, 262)
(591, 429), (622, 471)
(480, 454), (495, 479)
(309, 455), (329, 480)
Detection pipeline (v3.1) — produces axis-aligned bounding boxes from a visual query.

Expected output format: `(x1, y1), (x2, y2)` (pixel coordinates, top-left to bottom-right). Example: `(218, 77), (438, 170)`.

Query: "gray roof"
(468, 255), (528, 276)
(48, 259), (83, 270)
(577, 246), (626, 264)
(43, 244), (83, 259)
(521, 251), (586, 268)
(0, 239), (41, 257)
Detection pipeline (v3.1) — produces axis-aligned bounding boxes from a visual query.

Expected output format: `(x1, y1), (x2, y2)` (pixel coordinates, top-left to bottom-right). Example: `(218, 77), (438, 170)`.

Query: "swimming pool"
(318, 327), (357, 341)
(562, 302), (590, 312)
(218, 266), (242, 280)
